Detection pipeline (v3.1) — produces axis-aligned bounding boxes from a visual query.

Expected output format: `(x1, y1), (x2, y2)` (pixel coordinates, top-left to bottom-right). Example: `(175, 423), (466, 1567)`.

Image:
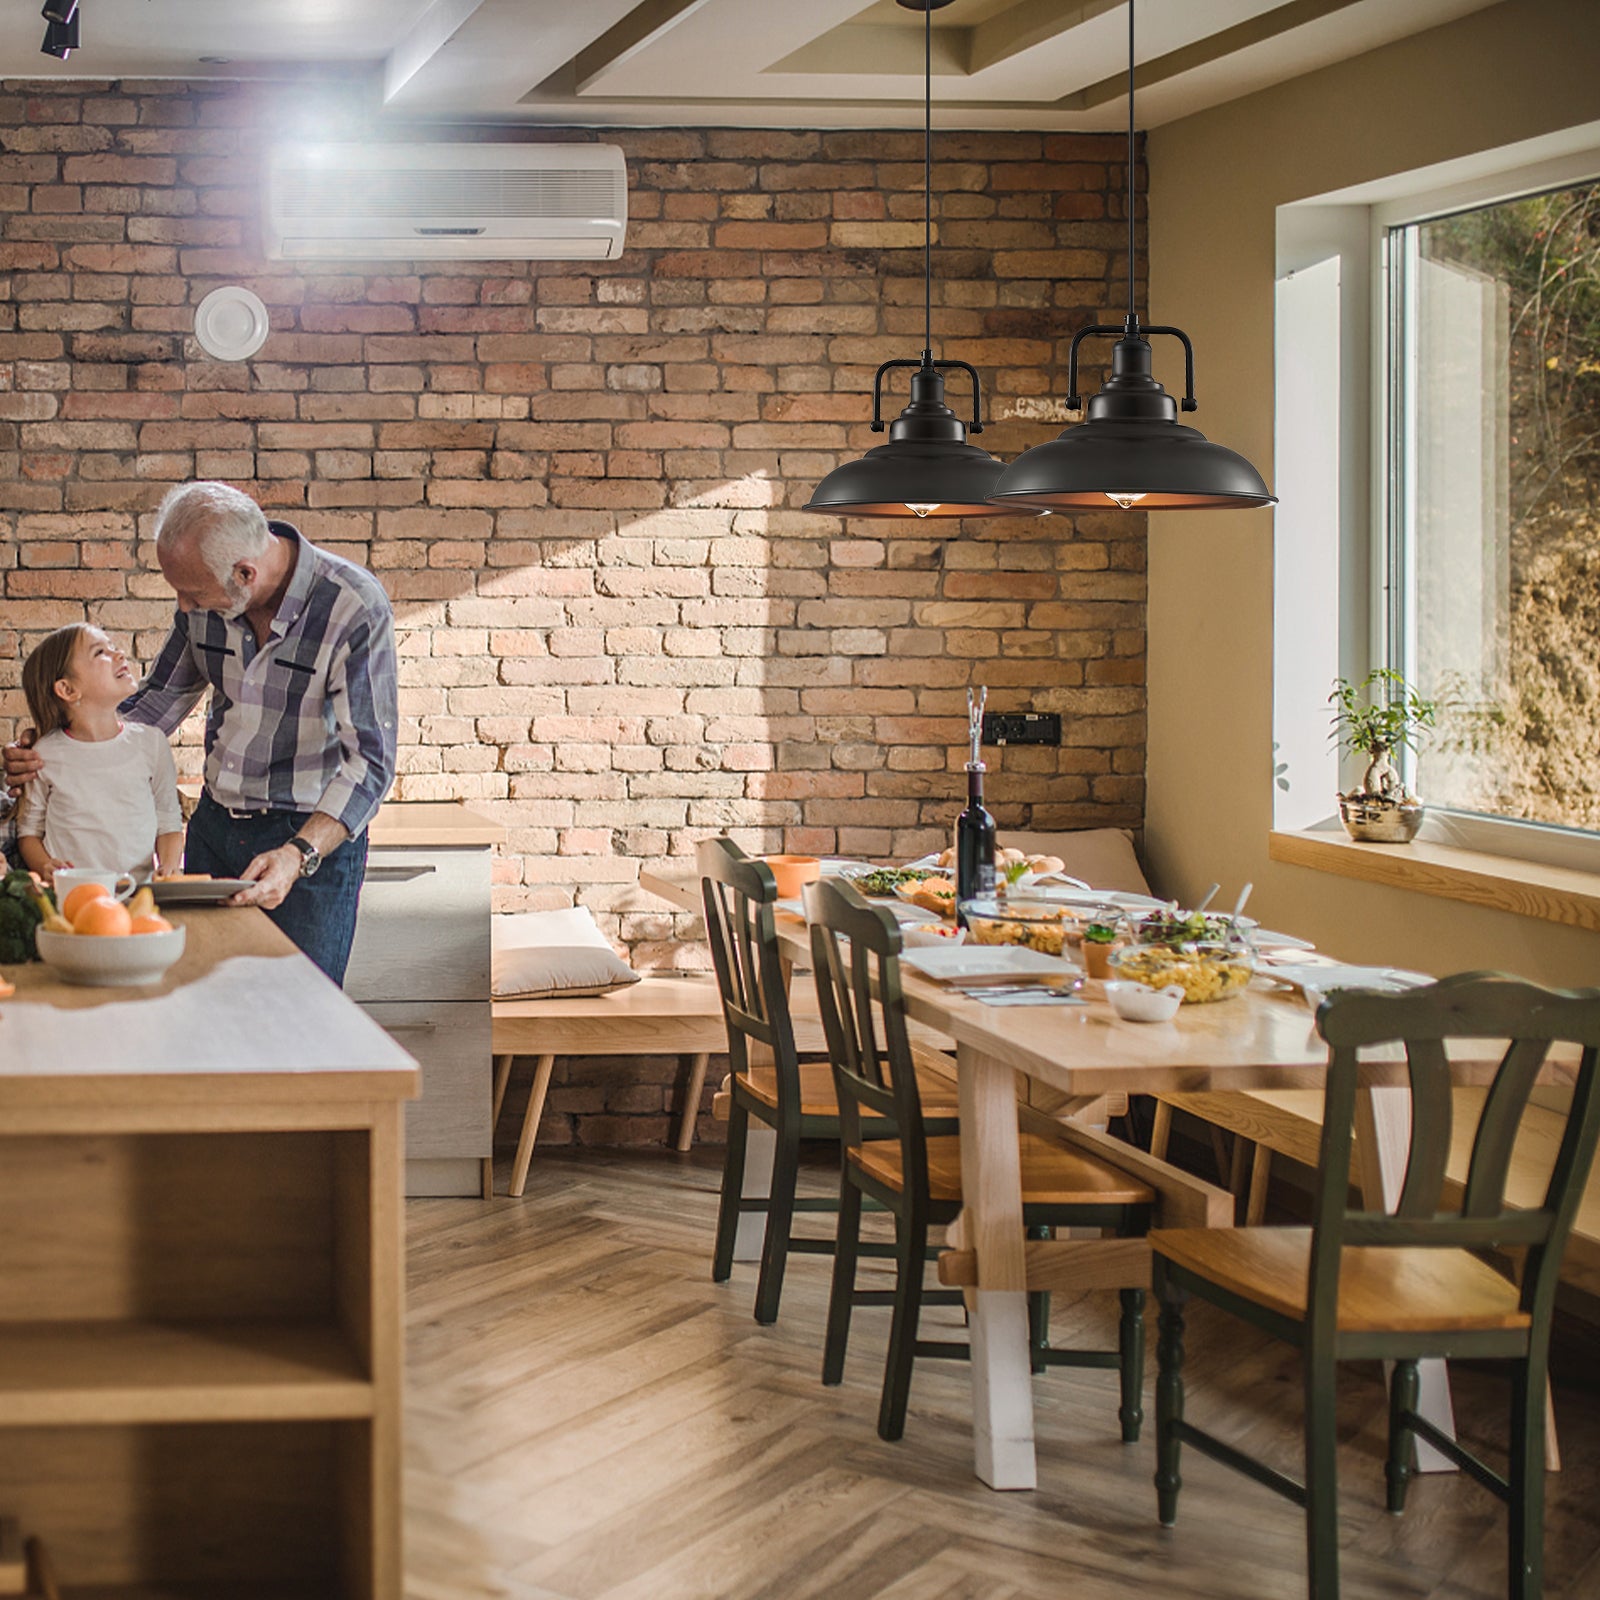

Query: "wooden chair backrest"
(1312, 972), (1600, 1334)
(697, 838), (799, 1090)
(804, 878), (930, 1178)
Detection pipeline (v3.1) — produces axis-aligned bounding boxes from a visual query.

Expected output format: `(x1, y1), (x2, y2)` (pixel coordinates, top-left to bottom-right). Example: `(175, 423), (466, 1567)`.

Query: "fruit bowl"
(36, 925), (186, 988)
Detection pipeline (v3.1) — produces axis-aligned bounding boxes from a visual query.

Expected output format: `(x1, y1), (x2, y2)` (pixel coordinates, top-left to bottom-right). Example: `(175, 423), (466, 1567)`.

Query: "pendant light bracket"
(1065, 322), (1198, 415)
(871, 354), (985, 436)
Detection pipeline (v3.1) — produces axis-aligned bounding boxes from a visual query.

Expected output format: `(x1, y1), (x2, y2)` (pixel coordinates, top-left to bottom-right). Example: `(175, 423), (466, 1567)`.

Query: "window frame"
(1372, 150), (1600, 874)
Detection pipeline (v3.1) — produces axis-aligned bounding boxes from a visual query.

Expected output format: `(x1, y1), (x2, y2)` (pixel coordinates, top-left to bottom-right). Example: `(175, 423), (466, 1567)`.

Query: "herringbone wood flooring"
(405, 1149), (1600, 1600)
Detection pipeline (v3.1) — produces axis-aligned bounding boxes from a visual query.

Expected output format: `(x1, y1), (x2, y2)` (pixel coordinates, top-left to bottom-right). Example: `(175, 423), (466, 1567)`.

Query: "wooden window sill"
(1268, 829), (1600, 933)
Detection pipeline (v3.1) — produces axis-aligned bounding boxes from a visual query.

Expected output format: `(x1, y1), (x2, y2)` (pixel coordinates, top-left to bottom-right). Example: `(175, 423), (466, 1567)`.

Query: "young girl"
(16, 624), (184, 886)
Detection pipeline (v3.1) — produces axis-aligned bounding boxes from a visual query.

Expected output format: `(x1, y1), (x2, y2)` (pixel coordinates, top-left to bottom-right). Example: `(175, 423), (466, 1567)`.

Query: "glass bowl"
(960, 897), (1074, 957)
(1106, 912), (1255, 1004)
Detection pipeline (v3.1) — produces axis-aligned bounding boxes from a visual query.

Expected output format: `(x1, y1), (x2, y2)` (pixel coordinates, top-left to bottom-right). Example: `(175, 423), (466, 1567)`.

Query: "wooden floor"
(405, 1149), (1600, 1600)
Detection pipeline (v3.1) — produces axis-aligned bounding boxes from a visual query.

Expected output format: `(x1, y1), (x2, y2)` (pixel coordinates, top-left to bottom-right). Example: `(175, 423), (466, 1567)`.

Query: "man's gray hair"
(155, 481), (271, 586)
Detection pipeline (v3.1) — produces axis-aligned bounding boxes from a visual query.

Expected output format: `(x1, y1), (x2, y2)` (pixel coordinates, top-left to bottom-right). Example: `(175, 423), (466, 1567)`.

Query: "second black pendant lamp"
(988, 1), (1275, 512)
(804, 0), (1028, 519)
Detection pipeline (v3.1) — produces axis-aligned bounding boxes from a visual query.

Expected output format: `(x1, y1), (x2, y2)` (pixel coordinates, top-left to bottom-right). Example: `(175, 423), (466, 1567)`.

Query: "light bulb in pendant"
(1106, 492), (1146, 510)
(905, 502), (941, 518)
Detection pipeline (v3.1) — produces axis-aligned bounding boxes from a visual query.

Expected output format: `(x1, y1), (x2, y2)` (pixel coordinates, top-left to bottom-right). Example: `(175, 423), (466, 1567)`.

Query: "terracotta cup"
(764, 854), (821, 898)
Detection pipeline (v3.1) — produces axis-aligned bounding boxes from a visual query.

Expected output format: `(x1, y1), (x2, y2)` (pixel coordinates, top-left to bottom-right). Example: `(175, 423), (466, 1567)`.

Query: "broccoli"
(0, 869), (44, 964)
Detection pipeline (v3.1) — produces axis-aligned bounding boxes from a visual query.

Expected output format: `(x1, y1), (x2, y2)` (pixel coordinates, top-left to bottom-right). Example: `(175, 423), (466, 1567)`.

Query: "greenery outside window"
(1384, 177), (1600, 840)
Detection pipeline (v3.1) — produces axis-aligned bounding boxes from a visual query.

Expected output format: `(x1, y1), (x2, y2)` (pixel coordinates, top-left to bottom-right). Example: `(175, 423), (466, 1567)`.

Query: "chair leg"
(507, 1054), (556, 1199)
(1154, 1287), (1186, 1526)
(752, 1121), (800, 1325)
(822, 1174), (863, 1386)
(1509, 1351), (1548, 1600)
(676, 1051), (710, 1152)
(1027, 1223), (1051, 1376)
(1150, 1098), (1173, 1162)
(879, 1210), (928, 1442)
(711, 1100), (750, 1283)
(1304, 1347), (1341, 1600)
(1245, 1144), (1273, 1227)
(1385, 1359), (1419, 1515)
(1119, 1288), (1146, 1443)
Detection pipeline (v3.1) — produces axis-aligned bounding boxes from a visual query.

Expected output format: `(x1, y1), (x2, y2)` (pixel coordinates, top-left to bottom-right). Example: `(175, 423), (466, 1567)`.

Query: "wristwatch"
(286, 835), (322, 879)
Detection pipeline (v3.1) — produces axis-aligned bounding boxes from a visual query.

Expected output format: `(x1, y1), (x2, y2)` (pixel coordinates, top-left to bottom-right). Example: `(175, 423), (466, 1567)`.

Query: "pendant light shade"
(988, 0), (1274, 514)
(804, 0), (1032, 521)
(804, 358), (1010, 517)
(988, 322), (1276, 511)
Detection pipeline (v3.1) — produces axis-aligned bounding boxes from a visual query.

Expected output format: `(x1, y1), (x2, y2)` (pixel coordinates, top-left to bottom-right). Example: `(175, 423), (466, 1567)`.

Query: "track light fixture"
(41, 1), (79, 60)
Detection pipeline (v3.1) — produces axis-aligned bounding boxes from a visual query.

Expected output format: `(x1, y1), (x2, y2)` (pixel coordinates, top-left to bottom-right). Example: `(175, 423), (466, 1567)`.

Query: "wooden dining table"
(640, 866), (1576, 1491)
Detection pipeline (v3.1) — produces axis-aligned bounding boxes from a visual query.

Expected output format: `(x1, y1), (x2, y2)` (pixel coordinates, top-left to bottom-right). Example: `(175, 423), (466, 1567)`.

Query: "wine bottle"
(956, 686), (996, 921)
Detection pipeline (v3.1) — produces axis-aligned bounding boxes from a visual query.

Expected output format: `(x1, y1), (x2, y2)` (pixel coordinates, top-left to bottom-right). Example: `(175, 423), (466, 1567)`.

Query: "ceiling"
(5, 0), (1505, 129)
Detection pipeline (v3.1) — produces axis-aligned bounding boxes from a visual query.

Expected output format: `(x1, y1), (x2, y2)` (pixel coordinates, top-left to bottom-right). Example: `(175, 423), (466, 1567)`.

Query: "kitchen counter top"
(174, 789), (507, 849)
(0, 907), (418, 1112)
(368, 800), (506, 848)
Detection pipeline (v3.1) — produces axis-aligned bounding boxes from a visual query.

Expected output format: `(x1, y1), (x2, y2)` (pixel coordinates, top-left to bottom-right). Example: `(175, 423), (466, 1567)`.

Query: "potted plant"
(1081, 915), (1120, 980)
(1329, 668), (1438, 842)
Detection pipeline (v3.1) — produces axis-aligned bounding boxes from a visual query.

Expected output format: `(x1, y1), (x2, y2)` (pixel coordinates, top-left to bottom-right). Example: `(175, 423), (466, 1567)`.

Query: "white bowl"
(37, 926), (186, 988)
(1103, 980), (1183, 1023)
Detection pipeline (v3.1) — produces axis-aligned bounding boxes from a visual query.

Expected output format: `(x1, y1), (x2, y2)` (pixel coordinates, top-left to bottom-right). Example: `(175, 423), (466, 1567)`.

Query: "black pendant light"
(988, 1), (1274, 513)
(804, 0), (1030, 519)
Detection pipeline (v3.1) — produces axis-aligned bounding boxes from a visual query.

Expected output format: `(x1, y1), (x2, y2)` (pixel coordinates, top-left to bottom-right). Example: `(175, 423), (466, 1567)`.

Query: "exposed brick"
(0, 80), (1147, 1157)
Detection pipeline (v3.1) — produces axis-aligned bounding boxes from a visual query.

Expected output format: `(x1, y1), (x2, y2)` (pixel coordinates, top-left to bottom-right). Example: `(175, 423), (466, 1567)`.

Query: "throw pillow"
(492, 906), (640, 1000)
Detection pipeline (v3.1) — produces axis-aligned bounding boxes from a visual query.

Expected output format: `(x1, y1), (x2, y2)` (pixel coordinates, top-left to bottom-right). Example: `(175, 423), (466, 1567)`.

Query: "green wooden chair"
(701, 839), (958, 1325)
(1150, 972), (1600, 1600)
(805, 876), (1155, 1443)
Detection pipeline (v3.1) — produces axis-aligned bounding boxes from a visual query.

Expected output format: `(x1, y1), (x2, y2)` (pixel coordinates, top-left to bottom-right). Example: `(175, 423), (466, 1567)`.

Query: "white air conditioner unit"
(265, 143), (627, 262)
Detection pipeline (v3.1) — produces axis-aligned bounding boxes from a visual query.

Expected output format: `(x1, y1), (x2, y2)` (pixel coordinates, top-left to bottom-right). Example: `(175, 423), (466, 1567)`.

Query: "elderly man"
(4, 481), (398, 984)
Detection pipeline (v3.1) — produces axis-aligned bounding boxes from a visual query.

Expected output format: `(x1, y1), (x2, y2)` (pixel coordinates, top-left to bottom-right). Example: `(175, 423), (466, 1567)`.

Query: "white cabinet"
(346, 805), (504, 1197)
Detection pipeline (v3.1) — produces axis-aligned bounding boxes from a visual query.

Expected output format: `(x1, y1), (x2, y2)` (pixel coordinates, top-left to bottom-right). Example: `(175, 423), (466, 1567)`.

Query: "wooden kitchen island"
(0, 908), (418, 1600)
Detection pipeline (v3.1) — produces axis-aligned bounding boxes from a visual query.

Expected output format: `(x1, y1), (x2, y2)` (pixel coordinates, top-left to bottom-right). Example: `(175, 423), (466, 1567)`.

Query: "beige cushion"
(1005, 829), (1152, 896)
(492, 907), (640, 1000)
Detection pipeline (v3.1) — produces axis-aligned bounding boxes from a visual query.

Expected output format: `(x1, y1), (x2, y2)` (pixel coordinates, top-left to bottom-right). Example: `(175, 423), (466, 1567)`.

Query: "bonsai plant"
(1329, 668), (1438, 842)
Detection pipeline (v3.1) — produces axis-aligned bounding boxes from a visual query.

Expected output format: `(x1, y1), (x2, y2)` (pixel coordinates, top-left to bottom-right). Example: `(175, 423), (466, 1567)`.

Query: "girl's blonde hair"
(22, 623), (90, 737)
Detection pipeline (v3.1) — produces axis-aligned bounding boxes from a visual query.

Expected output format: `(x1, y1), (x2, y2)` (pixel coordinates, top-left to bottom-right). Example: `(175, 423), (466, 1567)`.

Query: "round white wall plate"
(193, 285), (270, 361)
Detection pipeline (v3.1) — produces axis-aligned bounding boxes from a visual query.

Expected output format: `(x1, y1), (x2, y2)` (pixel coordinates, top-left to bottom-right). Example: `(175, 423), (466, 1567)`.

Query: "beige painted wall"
(1144, 0), (1600, 984)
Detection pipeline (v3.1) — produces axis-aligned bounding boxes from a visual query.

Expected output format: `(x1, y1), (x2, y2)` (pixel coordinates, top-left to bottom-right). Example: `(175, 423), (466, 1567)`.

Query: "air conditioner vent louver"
(265, 143), (628, 262)
(276, 169), (621, 222)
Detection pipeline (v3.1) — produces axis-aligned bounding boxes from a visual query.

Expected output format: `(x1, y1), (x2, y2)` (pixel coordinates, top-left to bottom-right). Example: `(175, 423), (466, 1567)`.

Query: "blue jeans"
(187, 793), (368, 986)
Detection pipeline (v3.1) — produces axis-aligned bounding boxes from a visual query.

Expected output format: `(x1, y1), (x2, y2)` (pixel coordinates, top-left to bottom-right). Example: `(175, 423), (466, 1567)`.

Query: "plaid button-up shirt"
(122, 522), (398, 838)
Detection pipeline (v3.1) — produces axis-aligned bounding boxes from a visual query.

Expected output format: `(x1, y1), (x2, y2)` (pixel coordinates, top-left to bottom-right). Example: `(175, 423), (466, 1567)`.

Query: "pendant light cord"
(1126, 0), (1136, 329)
(923, 0), (932, 361)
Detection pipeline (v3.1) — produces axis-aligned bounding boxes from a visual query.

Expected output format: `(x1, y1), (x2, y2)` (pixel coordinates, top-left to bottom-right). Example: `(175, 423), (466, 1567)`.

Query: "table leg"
(958, 1042), (1036, 1490)
(1356, 1085), (1457, 1473)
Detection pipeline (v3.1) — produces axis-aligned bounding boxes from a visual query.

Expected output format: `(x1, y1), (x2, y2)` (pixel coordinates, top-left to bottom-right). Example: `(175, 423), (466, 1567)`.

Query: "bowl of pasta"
(1106, 911), (1255, 1004)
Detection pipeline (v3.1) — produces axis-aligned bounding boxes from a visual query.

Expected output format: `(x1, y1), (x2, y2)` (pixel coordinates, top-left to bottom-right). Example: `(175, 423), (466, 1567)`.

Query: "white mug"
(53, 866), (137, 905)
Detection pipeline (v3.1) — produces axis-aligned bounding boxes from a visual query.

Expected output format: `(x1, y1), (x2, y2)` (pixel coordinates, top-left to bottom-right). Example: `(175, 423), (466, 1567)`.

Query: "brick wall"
(0, 79), (1147, 1147)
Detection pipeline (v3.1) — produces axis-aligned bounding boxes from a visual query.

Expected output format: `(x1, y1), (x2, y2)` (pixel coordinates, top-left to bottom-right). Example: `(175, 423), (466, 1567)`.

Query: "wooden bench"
(489, 977), (731, 1198)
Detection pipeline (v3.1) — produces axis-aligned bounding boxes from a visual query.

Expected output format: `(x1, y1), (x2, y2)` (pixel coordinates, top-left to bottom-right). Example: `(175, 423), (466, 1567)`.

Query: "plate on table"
(1249, 927), (1316, 952)
(1261, 962), (1431, 998)
(1019, 886), (1168, 913)
(901, 945), (1081, 986)
(151, 877), (253, 905)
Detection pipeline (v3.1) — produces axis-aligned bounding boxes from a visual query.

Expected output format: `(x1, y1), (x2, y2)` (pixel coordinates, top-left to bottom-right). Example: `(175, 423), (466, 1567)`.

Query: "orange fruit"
(74, 898), (132, 937)
(61, 882), (114, 923)
(129, 914), (174, 936)
(0, 977), (14, 999)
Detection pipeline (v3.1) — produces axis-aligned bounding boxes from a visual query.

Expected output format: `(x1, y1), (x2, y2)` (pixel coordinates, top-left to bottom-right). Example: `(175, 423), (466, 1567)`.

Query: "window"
(1384, 177), (1600, 837)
